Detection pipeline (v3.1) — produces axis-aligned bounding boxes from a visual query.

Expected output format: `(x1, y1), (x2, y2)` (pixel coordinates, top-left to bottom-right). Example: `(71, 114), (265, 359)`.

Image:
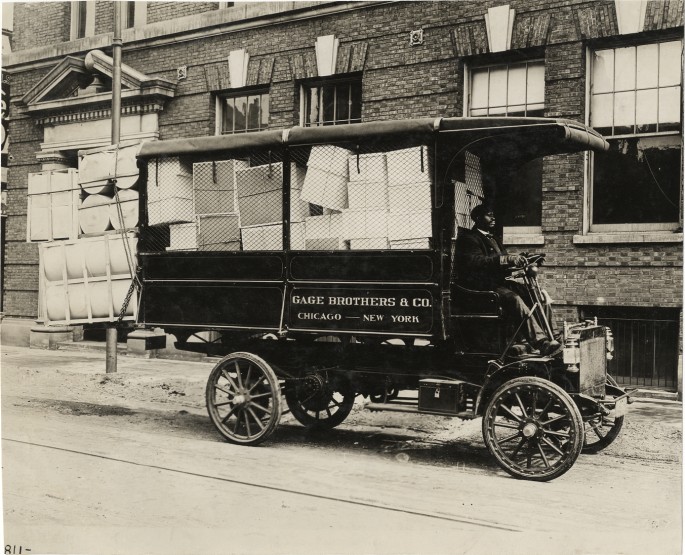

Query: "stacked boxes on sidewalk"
(27, 142), (143, 325)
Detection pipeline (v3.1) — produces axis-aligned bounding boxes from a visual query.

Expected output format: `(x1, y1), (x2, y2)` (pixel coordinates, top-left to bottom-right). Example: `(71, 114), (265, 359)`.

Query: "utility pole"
(106, 1), (123, 374)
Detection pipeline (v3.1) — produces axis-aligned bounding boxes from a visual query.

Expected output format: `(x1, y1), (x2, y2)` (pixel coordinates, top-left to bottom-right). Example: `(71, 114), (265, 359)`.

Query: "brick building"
(1, 1), (682, 392)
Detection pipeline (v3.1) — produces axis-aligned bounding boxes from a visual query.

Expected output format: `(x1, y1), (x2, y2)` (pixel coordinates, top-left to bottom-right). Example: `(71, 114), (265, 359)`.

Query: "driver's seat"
(450, 284), (507, 355)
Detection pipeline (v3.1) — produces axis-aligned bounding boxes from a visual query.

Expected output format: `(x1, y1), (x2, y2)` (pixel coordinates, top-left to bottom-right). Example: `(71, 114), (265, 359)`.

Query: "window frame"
(464, 59), (546, 240)
(585, 39), (684, 234)
(122, 1), (147, 29)
(215, 89), (270, 136)
(299, 75), (363, 127)
(70, 1), (95, 40)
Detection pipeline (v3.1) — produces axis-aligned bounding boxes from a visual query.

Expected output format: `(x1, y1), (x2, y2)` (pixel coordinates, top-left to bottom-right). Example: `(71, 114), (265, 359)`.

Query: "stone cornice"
(4, 1), (392, 72)
(35, 99), (167, 126)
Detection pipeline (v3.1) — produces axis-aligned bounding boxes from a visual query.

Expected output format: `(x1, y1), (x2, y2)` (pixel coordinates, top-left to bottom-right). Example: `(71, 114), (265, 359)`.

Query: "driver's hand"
(500, 254), (526, 267)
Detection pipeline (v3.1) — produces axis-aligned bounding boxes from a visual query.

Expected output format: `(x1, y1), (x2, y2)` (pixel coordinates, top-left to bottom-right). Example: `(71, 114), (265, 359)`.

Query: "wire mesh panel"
(454, 151), (484, 233)
(290, 143), (434, 251)
(143, 151), (285, 252)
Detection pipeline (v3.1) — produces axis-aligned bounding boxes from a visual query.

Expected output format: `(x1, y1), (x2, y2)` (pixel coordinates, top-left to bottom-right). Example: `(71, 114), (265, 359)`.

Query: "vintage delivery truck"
(133, 116), (634, 481)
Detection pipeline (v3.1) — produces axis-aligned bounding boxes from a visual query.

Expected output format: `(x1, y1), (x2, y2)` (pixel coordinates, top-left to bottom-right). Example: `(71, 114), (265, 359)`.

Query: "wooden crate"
(27, 169), (80, 242)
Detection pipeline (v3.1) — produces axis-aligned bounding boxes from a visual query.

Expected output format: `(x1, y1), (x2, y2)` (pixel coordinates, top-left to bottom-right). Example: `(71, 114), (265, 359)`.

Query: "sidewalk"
(2, 343), (681, 403)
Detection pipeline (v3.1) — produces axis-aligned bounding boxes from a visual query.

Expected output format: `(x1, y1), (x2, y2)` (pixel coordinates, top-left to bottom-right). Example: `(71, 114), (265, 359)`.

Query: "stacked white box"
(342, 209), (388, 240)
(241, 221), (303, 251)
(147, 157), (194, 225)
(168, 222), (199, 251)
(386, 146), (432, 185)
(390, 238), (431, 250)
(348, 153), (388, 183)
(387, 210), (432, 241)
(192, 159), (248, 215)
(304, 213), (345, 250)
(198, 213), (241, 251)
(388, 182), (431, 213)
(347, 181), (389, 211)
(300, 145), (352, 210)
(350, 238), (389, 250)
(385, 146), (433, 247)
(27, 169), (80, 242)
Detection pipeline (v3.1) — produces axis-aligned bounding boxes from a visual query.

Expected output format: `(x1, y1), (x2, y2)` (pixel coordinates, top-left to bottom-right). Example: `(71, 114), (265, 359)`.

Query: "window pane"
(488, 68), (507, 111)
(613, 90), (635, 134)
(593, 49), (614, 94)
(636, 89), (658, 133)
(221, 98), (235, 133)
(636, 43), (659, 89)
(471, 70), (489, 110)
(322, 85), (335, 124)
(614, 47), (636, 92)
(336, 84), (350, 123)
(507, 105), (526, 117)
(234, 97), (247, 132)
(591, 93), (613, 131)
(470, 108), (488, 116)
(526, 63), (545, 105)
(593, 136), (681, 225)
(247, 95), (260, 131)
(507, 64), (527, 107)
(308, 87), (319, 126)
(261, 94), (269, 128)
(658, 86), (681, 130)
(350, 82), (362, 122)
(659, 41), (682, 87)
(499, 158), (543, 227)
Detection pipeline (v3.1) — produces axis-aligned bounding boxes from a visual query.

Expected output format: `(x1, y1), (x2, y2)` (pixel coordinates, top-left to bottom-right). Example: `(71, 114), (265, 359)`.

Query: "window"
(581, 306), (680, 390)
(70, 1), (94, 40)
(122, 1), (146, 28)
(302, 78), (362, 127)
(218, 92), (269, 134)
(468, 61), (545, 232)
(589, 40), (683, 231)
(469, 61), (545, 117)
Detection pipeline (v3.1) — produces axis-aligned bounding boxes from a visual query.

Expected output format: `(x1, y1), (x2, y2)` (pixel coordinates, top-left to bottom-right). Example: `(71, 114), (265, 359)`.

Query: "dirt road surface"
(1, 346), (681, 555)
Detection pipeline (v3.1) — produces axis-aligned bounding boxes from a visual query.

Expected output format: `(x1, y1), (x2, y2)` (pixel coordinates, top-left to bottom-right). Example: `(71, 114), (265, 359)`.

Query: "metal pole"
(106, 2), (123, 374)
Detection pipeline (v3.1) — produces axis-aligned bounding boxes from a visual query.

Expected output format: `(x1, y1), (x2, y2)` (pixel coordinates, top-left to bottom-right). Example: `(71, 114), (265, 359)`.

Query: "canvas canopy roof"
(137, 116), (608, 162)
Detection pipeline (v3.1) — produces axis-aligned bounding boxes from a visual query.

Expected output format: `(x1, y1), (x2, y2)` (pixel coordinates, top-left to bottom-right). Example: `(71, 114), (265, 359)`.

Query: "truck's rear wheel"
(206, 352), (282, 445)
(482, 377), (584, 481)
(285, 372), (355, 430)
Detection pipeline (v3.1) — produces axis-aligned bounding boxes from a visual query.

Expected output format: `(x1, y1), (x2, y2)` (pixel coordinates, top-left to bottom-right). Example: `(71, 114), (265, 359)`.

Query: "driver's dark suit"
(454, 226), (554, 349)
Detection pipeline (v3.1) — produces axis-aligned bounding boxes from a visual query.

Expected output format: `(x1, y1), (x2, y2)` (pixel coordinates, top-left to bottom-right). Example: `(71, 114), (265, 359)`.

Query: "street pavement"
(1, 345), (682, 555)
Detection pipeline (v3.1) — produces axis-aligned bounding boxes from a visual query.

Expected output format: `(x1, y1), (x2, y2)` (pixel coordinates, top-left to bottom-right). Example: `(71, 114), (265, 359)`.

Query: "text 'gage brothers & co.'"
(290, 289), (434, 332)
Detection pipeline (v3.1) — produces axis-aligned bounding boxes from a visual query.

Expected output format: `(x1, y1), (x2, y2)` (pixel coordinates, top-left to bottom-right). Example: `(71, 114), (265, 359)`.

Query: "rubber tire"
(285, 378), (355, 431)
(482, 376), (584, 482)
(582, 376), (625, 454)
(206, 352), (282, 446)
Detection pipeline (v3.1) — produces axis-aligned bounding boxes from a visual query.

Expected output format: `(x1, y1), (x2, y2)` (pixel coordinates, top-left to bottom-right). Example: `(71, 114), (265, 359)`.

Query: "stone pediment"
(21, 50), (176, 126)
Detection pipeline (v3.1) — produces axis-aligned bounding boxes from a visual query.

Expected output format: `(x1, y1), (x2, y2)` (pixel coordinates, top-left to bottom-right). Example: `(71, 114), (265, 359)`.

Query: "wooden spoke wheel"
(583, 376), (625, 454)
(285, 373), (356, 430)
(482, 377), (584, 481)
(206, 352), (282, 446)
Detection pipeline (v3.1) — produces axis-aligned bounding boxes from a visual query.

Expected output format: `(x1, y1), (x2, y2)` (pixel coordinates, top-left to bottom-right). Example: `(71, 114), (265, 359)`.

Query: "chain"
(110, 143), (142, 324)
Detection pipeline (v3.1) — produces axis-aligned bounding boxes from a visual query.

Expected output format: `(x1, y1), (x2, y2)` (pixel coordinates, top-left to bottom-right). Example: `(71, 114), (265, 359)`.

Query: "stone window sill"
(503, 234), (545, 246)
(573, 232), (683, 245)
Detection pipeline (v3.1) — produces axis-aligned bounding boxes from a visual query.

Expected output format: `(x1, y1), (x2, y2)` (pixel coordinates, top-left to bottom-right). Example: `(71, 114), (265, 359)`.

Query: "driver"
(455, 204), (561, 357)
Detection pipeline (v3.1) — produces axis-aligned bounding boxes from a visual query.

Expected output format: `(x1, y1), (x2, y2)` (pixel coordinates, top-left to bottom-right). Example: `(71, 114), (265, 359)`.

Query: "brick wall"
(146, 2), (218, 25)
(3, 0), (683, 322)
(12, 2), (71, 51)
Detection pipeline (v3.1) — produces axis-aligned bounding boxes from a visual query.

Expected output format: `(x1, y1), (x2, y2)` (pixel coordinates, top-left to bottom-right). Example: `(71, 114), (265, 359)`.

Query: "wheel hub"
(521, 422), (539, 438)
(233, 393), (249, 406)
